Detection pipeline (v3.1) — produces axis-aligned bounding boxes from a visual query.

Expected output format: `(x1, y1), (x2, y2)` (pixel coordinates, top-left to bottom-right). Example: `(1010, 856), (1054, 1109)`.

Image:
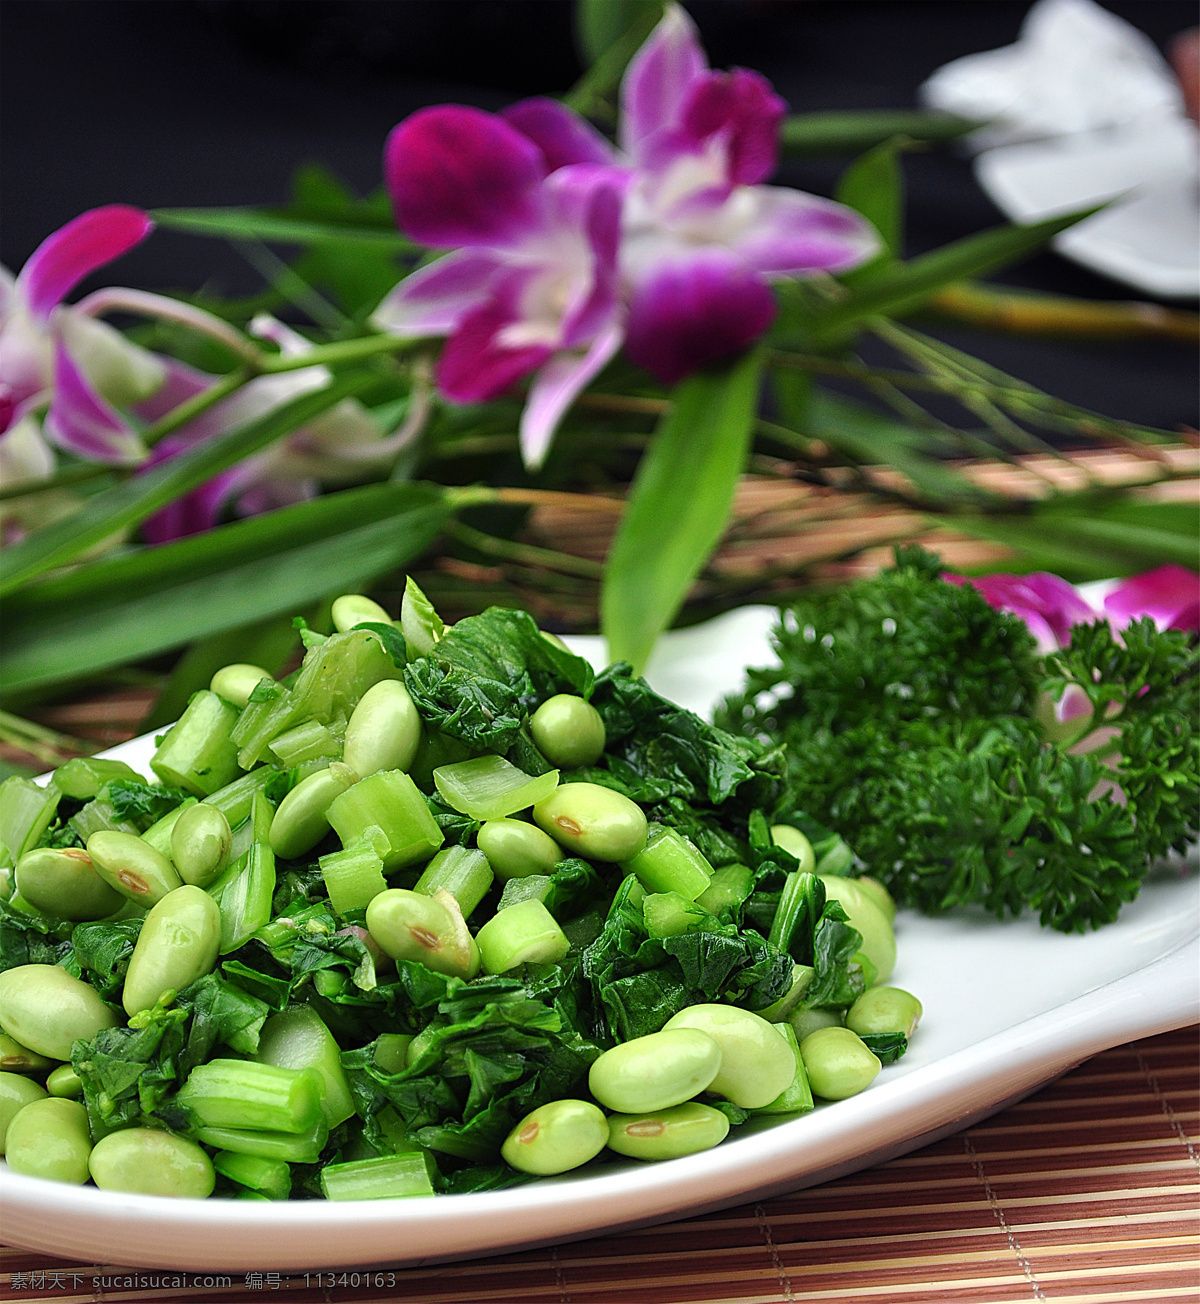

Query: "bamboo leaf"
(806, 207), (1102, 343)
(0, 373), (374, 596)
(781, 109), (977, 155)
(1, 485), (450, 695)
(153, 208), (416, 251)
(602, 350), (764, 672)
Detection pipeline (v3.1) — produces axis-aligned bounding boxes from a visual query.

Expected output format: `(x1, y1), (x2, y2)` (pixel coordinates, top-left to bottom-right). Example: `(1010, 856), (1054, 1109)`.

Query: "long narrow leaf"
(806, 207), (1102, 342)
(0, 373), (374, 596)
(1, 485), (450, 694)
(602, 351), (764, 672)
(153, 208), (415, 251)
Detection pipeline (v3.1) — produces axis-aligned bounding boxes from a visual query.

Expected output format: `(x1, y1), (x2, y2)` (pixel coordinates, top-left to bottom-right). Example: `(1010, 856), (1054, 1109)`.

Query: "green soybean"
(15, 846), (125, 921)
(269, 763), (357, 860)
(0, 1031), (54, 1075)
(588, 1028), (721, 1114)
(855, 875), (897, 923)
(171, 802), (232, 888)
(0, 1072), (48, 1153)
(477, 818), (562, 881)
(5, 1097), (92, 1184)
(534, 782), (647, 863)
(331, 593), (393, 633)
(819, 875), (896, 983)
(664, 1004), (797, 1109)
(0, 964), (119, 1061)
(365, 887), (480, 980)
(606, 1102), (729, 1162)
(846, 986), (923, 1038)
(501, 1098), (609, 1175)
(343, 679), (421, 778)
(45, 1064), (83, 1099)
(770, 824), (816, 872)
(122, 885), (222, 1016)
(86, 830), (183, 906)
(529, 695), (606, 768)
(89, 1128), (215, 1198)
(800, 1026), (882, 1100)
(210, 663), (271, 710)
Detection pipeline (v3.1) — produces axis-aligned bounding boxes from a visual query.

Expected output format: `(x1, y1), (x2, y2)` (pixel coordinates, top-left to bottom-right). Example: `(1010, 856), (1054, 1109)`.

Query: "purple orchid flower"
(1104, 565), (1199, 633)
(372, 108), (625, 471)
(0, 206), (162, 465)
(946, 569), (1097, 654)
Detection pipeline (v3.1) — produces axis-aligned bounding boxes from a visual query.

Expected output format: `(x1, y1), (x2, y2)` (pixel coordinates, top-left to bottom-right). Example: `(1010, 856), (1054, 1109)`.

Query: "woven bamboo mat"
(2, 1024), (1195, 1304)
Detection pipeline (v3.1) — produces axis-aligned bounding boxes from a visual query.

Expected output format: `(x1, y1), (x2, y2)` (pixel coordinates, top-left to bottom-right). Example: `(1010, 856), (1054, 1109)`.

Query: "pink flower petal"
(384, 106), (547, 249)
(950, 570), (1097, 652)
(140, 470), (240, 544)
(18, 206), (153, 323)
(520, 323), (623, 471)
(727, 186), (882, 276)
(545, 166), (625, 348)
(501, 97), (618, 172)
(372, 249), (503, 337)
(680, 68), (785, 185)
(619, 4), (707, 163)
(1104, 565), (1200, 632)
(436, 287), (553, 404)
(43, 339), (146, 464)
(624, 248), (775, 385)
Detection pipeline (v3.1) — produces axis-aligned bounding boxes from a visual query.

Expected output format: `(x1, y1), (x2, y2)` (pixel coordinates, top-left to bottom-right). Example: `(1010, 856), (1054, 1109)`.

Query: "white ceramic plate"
(3, 609), (1197, 1271)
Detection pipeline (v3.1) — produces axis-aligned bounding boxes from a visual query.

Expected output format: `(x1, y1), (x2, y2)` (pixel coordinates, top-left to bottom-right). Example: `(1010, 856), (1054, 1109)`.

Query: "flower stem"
(258, 333), (421, 373)
(0, 709), (96, 767)
(140, 365), (254, 447)
(445, 520), (604, 579)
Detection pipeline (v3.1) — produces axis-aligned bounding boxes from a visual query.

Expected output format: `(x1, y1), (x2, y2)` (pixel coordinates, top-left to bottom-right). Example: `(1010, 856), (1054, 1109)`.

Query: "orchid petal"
(131, 356), (212, 424)
(680, 68), (785, 185)
(17, 206), (153, 323)
(1104, 565), (1200, 631)
(624, 248), (775, 385)
(140, 469), (241, 544)
(502, 97), (618, 172)
(384, 106), (546, 249)
(371, 249), (504, 337)
(619, 3), (707, 163)
(951, 570), (1097, 652)
(435, 288), (553, 404)
(43, 339), (146, 464)
(544, 166), (625, 348)
(723, 185), (882, 276)
(520, 324), (623, 471)
(59, 312), (165, 407)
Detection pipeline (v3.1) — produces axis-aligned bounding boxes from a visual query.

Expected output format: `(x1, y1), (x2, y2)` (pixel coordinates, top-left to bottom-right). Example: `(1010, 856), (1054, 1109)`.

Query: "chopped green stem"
(176, 1059), (321, 1133)
(320, 1152), (436, 1201)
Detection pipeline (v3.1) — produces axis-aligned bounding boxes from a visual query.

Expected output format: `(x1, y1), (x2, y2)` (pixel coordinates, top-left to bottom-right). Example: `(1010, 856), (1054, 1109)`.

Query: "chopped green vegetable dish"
(0, 580), (914, 1200)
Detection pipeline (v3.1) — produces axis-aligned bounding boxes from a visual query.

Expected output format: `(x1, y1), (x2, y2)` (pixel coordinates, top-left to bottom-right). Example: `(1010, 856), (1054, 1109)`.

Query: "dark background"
(2, 0), (1196, 430)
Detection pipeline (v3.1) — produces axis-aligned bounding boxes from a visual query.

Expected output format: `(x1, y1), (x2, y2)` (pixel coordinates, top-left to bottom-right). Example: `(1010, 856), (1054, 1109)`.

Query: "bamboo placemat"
(2, 1024), (1196, 1304)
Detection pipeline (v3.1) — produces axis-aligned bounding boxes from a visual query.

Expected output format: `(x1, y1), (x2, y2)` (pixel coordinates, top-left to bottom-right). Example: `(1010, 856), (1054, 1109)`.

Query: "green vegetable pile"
(719, 549), (1199, 933)
(0, 581), (916, 1201)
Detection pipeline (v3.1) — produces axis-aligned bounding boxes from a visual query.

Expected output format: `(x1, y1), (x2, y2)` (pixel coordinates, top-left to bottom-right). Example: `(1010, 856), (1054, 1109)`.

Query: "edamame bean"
(854, 875), (897, 923)
(331, 593), (393, 633)
(770, 824), (816, 873)
(343, 680), (421, 778)
(269, 764), (357, 860)
(534, 783), (647, 863)
(122, 885), (222, 1016)
(846, 986), (922, 1038)
(46, 1065), (83, 1099)
(86, 830), (183, 906)
(365, 887), (480, 980)
(800, 1026), (881, 1100)
(15, 847), (125, 921)
(819, 875), (896, 983)
(210, 663), (271, 709)
(0, 964), (119, 1060)
(501, 1099), (609, 1175)
(664, 1004), (797, 1109)
(606, 1102), (729, 1161)
(588, 1029), (721, 1114)
(529, 695), (606, 769)
(171, 802), (232, 888)
(0, 1032), (54, 1074)
(0, 1072), (48, 1154)
(89, 1127), (215, 1197)
(5, 1097), (91, 1184)
(476, 818), (562, 881)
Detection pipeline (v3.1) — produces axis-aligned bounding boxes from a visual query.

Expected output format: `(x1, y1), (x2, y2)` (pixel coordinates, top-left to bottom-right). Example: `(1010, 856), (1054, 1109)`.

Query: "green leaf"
(0, 373), (374, 596)
(574, 0), (664, 65)
(0, 485), (452, 696)
(152, 208), (415, 251)
(564, 1), (665, 117)
(806, 207), (1103, 343)
(602, 350), (764, 672)
(781, 110), (978, 155)
(835, 138), (906, 262)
